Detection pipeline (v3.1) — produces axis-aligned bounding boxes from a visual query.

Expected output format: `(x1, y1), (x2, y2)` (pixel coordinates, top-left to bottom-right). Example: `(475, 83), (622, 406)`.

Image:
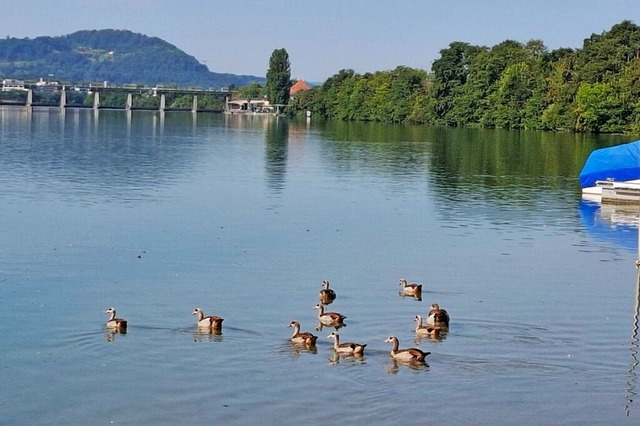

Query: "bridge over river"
(13, 84), (233, 113)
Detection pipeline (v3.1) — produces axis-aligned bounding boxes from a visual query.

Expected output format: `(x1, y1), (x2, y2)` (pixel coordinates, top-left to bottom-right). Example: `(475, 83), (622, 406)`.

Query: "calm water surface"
(0, 107), (638, 425)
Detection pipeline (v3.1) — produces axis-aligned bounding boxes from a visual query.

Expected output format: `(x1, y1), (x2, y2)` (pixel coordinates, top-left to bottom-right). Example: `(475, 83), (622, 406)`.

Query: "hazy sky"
(2, 0), (638, 82)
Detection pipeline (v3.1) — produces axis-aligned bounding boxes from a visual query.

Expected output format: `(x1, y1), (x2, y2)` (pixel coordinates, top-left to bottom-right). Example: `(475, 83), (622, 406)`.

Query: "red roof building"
(290, 79), (310, 95)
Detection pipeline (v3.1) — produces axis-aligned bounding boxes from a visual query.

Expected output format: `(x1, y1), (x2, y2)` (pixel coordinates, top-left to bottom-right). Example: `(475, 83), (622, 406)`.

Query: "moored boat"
(580, 140), (640, 204)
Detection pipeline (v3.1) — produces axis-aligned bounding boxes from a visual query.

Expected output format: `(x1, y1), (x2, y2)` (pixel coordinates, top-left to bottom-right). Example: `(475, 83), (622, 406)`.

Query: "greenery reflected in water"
(264, 117), (288, 193)
(1, 108), (633, 207)
(295, 118), (631, 195)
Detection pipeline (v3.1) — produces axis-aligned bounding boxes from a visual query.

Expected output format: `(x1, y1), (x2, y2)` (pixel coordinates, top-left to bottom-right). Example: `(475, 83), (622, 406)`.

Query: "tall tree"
(265, 48), (291, 106)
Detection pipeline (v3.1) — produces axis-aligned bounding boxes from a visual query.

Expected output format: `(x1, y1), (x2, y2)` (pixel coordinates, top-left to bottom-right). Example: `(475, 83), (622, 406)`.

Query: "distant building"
(2, 79), (27, 92)
(226, 99), (272, 114)
(290, 79), (310, 95)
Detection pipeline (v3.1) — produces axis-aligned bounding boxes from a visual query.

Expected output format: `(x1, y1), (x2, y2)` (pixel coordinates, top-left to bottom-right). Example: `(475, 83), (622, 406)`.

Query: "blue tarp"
(579, 140), (640, 188)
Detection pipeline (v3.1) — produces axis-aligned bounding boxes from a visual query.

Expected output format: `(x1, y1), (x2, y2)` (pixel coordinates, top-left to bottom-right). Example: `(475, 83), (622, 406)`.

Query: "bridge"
(16, 83), (233, 113)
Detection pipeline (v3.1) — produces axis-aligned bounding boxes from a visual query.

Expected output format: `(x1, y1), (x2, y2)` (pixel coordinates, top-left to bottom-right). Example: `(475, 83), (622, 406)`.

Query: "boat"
(580, 140), (640, 204)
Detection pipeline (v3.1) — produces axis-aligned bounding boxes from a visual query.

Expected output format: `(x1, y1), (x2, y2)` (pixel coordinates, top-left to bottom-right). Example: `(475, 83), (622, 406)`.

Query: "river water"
(0, 106), (638, 425)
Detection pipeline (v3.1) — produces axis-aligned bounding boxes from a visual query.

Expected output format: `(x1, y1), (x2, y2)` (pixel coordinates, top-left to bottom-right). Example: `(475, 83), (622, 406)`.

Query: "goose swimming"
(319, 279), (337, 305)
(288, 320), (318, 346)
(192, 307), (224, 331)
(104, 307), (127, 333)
(384, 336), (430, 362)
(314, 303), (346, 329)
(327, 331), (366, 355)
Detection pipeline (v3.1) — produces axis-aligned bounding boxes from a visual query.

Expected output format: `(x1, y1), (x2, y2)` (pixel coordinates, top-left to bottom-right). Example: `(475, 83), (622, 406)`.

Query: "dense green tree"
(238, 82), (264, 99)
(430, 42), (483, 125)
(576, 20), (640, 84)
(265, 48), (291, 106)
(292, 20), (640, 133)
(541, 48), (578, 130)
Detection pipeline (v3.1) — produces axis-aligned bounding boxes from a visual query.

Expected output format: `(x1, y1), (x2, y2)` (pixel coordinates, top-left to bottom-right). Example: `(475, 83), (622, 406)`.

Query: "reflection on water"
(326, 350), (366, 365)
(627, 270), (640, 416)
(315, 321), (346, 332)
(414, 332), (445, 344)
(0, 107), (210, 204)
(386, 358), (430, 375)
(193, 328), (224, 343)
(398, 292), (422, 302)
(264, 117), (288, 193)
(287, 341), (318, 358)
(104, 329), (127, 342)
(579, 200), (639, 253)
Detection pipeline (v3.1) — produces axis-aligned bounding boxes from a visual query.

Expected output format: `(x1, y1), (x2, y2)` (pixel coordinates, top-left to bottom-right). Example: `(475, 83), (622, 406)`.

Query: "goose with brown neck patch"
(314, 303), (346, 329)
(327, 331), (366, 355)
(105, 307), (127, 333)
(319, 279), (337, 305)
(192, 307), (224, 331)
(288, 320), (318, 346)
(384, 336), (430, 362)
(427, 303), (450, 327)
(399, 278), (422, 296)
(414, 315), (441, 337)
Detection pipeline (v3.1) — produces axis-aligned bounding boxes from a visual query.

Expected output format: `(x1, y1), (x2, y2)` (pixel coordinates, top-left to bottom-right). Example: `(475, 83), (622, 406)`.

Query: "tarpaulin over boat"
(579, 140), (640, 188)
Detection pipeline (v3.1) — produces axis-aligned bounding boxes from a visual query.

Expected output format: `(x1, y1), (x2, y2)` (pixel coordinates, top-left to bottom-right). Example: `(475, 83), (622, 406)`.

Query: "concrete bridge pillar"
(93, 92), (100, 110)
(59, 89), (66, 109)
(125, 93), (133, 111)
(26, 89), (33, 107)
(159, 94), (166, 112)
(192, 95), (198, 113)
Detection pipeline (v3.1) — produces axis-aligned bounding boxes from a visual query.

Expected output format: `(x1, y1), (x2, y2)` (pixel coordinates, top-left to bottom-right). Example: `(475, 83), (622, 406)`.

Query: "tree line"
(289, 20), (640, 134)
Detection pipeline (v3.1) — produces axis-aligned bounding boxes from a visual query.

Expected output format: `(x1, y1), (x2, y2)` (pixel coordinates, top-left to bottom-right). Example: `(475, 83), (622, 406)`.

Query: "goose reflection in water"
(386, 358), (430, 375)
(315, 321), (346, 333)
(193, 328), (223, 343)
(326, 351), (366, 366)
(104, 329), (126, 342)
(414, 331), (444, 345)
(288, 341), (318, 358)
(398, 291), (422, 302)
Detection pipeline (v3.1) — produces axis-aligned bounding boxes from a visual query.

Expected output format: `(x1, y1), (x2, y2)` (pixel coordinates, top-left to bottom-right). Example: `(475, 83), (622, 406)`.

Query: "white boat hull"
(582, 179), (640, 204)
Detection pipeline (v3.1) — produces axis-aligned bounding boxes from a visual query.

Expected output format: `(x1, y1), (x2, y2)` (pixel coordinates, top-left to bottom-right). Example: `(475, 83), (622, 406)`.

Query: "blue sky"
(2, 0), (639, 82)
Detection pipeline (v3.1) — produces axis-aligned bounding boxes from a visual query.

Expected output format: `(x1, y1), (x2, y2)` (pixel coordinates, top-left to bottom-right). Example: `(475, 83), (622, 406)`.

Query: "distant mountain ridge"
(0, 29), (264, 87)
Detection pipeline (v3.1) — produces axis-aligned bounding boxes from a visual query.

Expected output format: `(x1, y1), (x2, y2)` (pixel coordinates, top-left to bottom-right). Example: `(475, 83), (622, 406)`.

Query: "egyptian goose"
(104, 307), (127, 332)
(426, 303), (450, 327)
(327, 331), (367, 355)
(384, 336), (430, 362)
(314, 303), (347, 329)
(192, 307), (224, 331)
(319, 279), (337, 305)
(399, 278), (422, 296)
(288, 320), (318, 346)
(414, 315), (441, 337)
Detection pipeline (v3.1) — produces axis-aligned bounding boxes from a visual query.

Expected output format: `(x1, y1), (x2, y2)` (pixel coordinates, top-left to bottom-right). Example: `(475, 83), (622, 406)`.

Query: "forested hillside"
(291, 20), (640, 133)
(0, 29), (263, 87)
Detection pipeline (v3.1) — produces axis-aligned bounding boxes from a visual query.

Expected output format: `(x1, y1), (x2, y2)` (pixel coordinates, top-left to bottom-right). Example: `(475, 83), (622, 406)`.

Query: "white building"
(2, 79), (27, 92)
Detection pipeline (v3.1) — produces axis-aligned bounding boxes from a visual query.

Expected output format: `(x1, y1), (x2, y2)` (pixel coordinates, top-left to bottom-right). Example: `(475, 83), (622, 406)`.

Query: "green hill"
(0, 29), (264, 88)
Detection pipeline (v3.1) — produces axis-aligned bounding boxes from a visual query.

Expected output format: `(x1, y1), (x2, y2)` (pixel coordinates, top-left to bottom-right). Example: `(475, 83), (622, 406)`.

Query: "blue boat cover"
(579, 140), (640, 188)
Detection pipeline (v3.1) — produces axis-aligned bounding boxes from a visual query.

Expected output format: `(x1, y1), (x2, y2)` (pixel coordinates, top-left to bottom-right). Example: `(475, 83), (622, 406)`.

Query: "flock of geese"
(104, 278), (450, 365)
